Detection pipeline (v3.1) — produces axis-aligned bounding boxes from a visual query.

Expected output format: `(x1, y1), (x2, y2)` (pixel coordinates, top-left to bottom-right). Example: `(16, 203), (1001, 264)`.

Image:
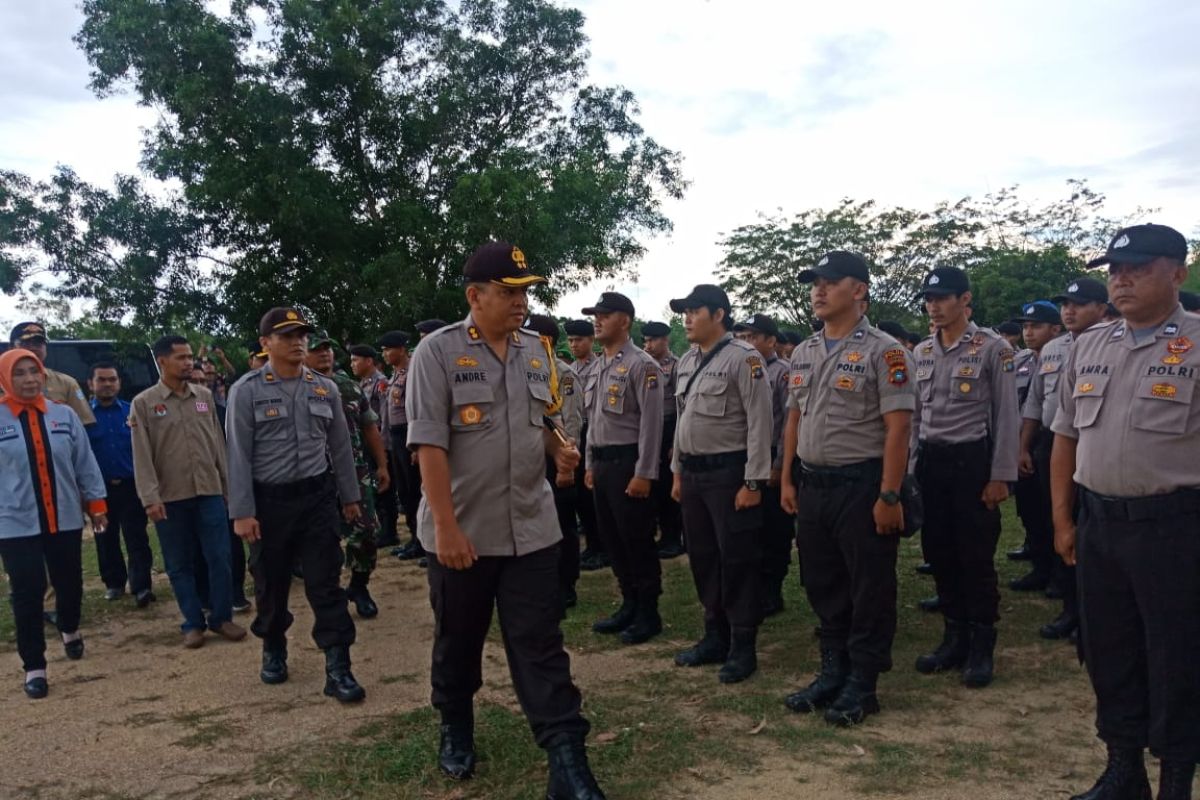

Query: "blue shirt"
(87, 398), (136, 480)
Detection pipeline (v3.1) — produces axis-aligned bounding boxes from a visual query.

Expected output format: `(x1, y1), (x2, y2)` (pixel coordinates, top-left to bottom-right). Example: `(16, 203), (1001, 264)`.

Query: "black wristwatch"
(744, 480), (763, 493)
(879, 490), (901, 506)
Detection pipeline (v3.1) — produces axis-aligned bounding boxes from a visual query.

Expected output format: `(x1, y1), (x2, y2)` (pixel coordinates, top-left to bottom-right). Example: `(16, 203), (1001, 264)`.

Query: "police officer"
(911, 267), (1019, 688)
(641, 320), (684, 559)
(565, 319), (607, 571)
(732, 312), (792, 616)
(583, 292), (665, 644)
(996, 320), (1023, 351)
(225, 307), (365, 702)
(306, 333), (390, 619)
(670, 285), (773, 684)
(7, 323), (96, 426)
(1051, 225), (1198, 800)
(406, 242), (603, 798)
(378, 330), (418, 555)
(351, 343), (397, 556)
(416, 319), (448, 341)
(778, 252), (916, 724)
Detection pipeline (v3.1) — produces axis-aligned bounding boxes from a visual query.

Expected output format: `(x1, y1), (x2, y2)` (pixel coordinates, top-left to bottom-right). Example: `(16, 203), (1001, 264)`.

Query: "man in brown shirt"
(131, 335), (245, 649)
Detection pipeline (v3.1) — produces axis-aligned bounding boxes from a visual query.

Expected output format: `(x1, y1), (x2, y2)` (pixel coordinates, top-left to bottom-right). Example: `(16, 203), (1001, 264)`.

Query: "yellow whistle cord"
(540, 335), (564, 415)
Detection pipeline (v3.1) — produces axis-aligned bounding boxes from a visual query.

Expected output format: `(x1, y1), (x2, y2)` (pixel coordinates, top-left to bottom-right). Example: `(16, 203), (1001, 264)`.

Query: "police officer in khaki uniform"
(406, 242), (603, 799)
(225, 307), (365, 703)
(565, 320), (606, 571)
(641, 320), (684, 558)
(8, 323), (96, 426)
(1051, 224), (1199, 800)
(778, 252), (917, 725)
(583, 293), (665, 645)
(911, 267), (1019, 689)
(670, 285), (773, 684)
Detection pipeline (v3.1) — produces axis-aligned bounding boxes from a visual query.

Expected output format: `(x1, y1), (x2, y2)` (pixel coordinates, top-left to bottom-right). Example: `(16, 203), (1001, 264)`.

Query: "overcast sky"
(2, 0), (1198, 330)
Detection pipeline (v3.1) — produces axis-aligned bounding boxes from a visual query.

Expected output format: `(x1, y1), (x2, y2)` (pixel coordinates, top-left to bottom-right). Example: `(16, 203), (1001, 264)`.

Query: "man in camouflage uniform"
(307, 333), (390, 619)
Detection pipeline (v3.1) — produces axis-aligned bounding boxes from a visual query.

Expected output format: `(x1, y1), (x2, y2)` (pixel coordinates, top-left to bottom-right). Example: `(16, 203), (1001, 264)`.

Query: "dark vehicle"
(0, 339), (159, 401)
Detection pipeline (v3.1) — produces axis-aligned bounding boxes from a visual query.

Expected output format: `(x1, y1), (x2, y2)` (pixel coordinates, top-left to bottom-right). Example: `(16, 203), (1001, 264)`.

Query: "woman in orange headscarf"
(0, 349), (108, 699)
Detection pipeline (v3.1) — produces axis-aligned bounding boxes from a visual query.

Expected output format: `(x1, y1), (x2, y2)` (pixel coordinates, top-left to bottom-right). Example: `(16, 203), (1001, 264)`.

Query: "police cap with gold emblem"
(464, 241), (547, 287)
(259, 307), (315, 337)
(9, 322), (48, 345)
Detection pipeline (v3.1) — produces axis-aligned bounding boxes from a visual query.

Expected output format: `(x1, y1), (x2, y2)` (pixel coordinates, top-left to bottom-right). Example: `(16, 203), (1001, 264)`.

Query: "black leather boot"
(438, 720), (476, 780)
(1068, 746), (1151, 800)
(1039, 611), (1079, 641)
(591, 594), (636, 634)
(915, 618), (969, 674)
(545, 734), (606, 800)
(1158, 760), (1196, 800)
(785, 648), (850, 713)
(347, 572), (379, 619)
(675, 620), (729, 667)
(962, 622), (997, 688)
(620, 593), (662, 644)
(823, 668), (880, 726)
(323, 645), (366, 702)
(260, 640), (288, 684)
(718, 627), (758, 684)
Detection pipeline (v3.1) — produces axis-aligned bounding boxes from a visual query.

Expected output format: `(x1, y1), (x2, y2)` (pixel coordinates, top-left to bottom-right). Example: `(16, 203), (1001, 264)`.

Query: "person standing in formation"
(641, 320), (684, 559)
(379, 330), (419, 557)
(565, 319), (607, 572)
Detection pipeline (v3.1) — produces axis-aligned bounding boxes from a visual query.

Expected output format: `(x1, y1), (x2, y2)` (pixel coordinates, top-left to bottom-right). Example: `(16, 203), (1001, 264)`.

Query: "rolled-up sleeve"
(225, 381), (257, 518)
(405, 338), (450, 451)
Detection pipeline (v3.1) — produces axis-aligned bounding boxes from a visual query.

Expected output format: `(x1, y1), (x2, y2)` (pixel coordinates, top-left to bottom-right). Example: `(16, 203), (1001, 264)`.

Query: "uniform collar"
(461, 313), (522, 347)
(605, 336), (639, 365)
(1112, 303), (1189, 350)
(818, 315), (870, 353)
(90, 397), (127, 411)
(936, 320), (978, 353)
(154, 380), (196, 399)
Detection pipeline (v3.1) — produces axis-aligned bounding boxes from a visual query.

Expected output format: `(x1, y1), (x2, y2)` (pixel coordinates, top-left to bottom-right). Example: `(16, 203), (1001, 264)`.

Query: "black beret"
(563, 319), (595, 337)
(348, 344), (380, 360)
(416, 319), (448, 335)
(641, 321), (671, 338)
(524, 314), (562, 343)
(376, 330), (411, 348)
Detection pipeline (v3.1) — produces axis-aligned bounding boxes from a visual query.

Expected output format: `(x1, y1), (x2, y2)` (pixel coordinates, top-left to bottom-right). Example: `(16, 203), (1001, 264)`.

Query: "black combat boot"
(915, 618), (969, 674)
(1069, 746), (1151, 800)
(962, 622), (997, 688)
(260, 640), (288, 684)
(785, 648), (850, 713)
(545, 733), (606, 800)
(1009, 569), (1050, 592)
(438, 713), (476, 780)
(591, 594), (636, 634)
(346, 572), (379, 619)
(675, 620), (730, 667)
(619, 592), (662, 644)
(1039, 610), (1079, 641)
(323, 645), (366, 703)
(1158, 760), (1196, 800)
(918, 595), (944, 613)
(823, 668), (880, 726)
(718, 627), (758, 684)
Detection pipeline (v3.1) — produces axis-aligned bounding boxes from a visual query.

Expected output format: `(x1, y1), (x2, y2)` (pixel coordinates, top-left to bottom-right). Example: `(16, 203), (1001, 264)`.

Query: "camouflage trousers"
(340, 473), (380, 576)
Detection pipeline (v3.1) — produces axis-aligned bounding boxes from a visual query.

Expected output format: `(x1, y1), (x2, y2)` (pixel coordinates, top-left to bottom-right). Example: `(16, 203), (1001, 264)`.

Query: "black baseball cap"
(463, 241), (547, 287)
(259, 307), (315, 337)
(1013, 300), (1062, 325)
(641, 321), (671, 338)
(669, 284), (732, 314)
(582, 292), (635, 317)
(784, 330), (806, 346)
(877, 320), (909, 340)
(524, 314), (562, 343)
(798, 251), (871, 284)
(1087, 224), (1188, 269)
(376, 330), (411, 348)
(732, 313), (780, 338)
(996, 321), (1023, 336)
(348, 344), (380, 360)
(918, 267), (970, 298)
(416, 319), (447, 335)
(9, 322), (47, 345)
(563, 319), (595, 337)
(1052, 277), (1108, 305)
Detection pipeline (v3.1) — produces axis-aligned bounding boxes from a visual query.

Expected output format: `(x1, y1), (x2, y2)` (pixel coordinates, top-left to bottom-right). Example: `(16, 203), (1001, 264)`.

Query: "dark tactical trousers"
(1034, 435), (1077, 616)
(592, 449), (661, 597)
(547, 457), (580, 593)
(249, 473), (356, 649)
(427, 544), (590, 747)
(373, 448), (400, 545)
(760, 481), (795, 591)
(389, 427), (421, 537)
(915, 439), (1001, 625)
(0, 530), (83, 671)
(651, 417), (683, 546)
(94, 478), (152, 595)
(1015, 469), (1055, 578)
(680, 463), (764, 631)
(576, 424), (602, 555)
(1077, 489), (1200, 761)
(795, 464), (899, 674)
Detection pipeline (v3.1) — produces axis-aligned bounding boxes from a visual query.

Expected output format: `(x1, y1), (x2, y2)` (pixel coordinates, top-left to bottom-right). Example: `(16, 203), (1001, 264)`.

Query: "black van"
(0, 339), (159, 401)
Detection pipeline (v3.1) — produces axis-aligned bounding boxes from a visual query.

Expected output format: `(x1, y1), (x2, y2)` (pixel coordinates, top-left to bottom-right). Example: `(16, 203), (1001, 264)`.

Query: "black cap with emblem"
(463, 241), (547, 287)
(669, 284), (732, 314)
(799, 251), (871, 284)
(9, 322), (48, 345)
(563, 319), (595, 337)
(582, 292), (635, 317)
(1013, 300), (1062, 324)
(641, 321), (671, 338)
(732, 313), (781, 338)
(1087, 224), (1188, 269)
(1052, 277), (1108, 305)
(917, 267), (970, 298)
(259, 307), (316, 337)
(524, 314), (562, 344)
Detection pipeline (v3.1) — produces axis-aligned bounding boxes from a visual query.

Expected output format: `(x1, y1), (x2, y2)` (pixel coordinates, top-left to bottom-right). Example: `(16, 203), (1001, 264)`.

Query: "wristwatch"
(744, 480), (763, 492)
(879, 490), (901, 506)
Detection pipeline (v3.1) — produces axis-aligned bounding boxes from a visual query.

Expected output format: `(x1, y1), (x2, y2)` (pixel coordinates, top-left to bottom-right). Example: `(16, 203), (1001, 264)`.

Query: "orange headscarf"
(0, 348), (49, 416)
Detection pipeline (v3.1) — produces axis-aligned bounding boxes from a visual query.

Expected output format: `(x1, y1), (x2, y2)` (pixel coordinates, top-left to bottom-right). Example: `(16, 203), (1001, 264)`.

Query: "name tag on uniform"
(0, 424), (17, 440)
(195, 401), (210, 413)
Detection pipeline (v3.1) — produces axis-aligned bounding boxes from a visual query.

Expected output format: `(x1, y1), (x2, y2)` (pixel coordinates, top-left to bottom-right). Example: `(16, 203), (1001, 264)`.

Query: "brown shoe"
(214, 621), (247, 642)
(183, 629), (205, 649)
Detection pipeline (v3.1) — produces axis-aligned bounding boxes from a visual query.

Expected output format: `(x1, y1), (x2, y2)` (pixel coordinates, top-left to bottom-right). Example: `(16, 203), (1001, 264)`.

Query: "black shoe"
(657, 540), (685, 559)
(1044, 580), (1064, 600)
(135, 589), (157, 608)
(592, 595), (636, 635)
(918, 595), (943, 613)
(718, 628), (758, 684)
(916, 618), (969, 674)
(104, 586), (125, 601)
(417, 557), (428, 568)
(1039, 611), (1079, 641)
(348, 585), (379, 619)
(823, 669), (880, 726)
(63, 636), (85, 661)
(1068, 746), (1151, 800)
(620, 594), (662, 645)
(785, 648), (849, 713)
(675, 622), (729, 667)
(915, 562), (934, 576)
(579, 551), (610, 572)
(962, 622), (997, 688)
(1009, 571), (1050, 592)
(395, 540), (426, 561)
(545, 734), (606, 800)
(1158, 760), (1196, 800)
(232, 597), (251, 613)
(23, 677), (48, 699)
(323, 645), (366, 702)
(1006, 543), (1032, 561)
(260, 642), (289, 685)
(438, 723), (476, 780)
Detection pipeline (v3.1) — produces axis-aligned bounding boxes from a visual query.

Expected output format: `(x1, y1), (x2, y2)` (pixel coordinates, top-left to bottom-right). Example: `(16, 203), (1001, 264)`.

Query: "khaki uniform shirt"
(657, 353), (679, 419)
(1014, 348), (1038, 408)
(1022, 333), (1073, 429)
(583, 338), (663, 479)
(573, 355), (600, 418)
(672, 334), (773, 481)
(787, 318), (917, 467)
(130, 381), (228, 507)
(1052, 305), (1200, 497)
(557, 358), (584, 444)
(46, 369), (96, 426)
(384, 367), (409, 429)
(225, 365), (360, 519)
(911, 322), (1020, 482)
(766, 354), (790, 470)
(405, 315), (561, 557)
